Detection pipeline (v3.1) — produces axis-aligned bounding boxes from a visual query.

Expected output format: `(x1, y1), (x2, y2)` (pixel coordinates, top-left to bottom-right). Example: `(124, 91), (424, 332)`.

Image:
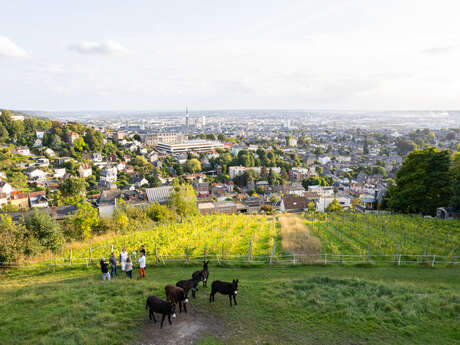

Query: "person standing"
(125, 257), (133, 279)
(109, 252), (118, 277)
(139, 252), (146, 278)
(140, 245), (146, 256)
(119, 248), (128, 272)
(100, 257), (110, 281)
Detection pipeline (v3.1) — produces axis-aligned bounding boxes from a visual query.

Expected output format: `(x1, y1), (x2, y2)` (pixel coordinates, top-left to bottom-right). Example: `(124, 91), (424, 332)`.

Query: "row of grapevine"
(56, 214), (282, 262)
(305, 212), (459, 259)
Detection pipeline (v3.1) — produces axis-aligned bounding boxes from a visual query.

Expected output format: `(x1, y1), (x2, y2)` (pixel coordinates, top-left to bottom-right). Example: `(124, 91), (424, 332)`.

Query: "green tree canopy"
(24, 209), (63, 251)
(185, 158), (202, 173)
(169, 184), (198, 220)
(388, 147), (452, 215)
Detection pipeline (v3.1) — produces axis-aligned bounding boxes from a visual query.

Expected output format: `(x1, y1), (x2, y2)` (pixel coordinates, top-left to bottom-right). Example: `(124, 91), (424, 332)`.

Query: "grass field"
(1, 263), (459, 345)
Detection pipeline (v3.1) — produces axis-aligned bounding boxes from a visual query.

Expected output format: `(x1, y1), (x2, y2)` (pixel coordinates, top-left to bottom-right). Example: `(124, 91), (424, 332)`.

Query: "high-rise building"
(185, 107), (190, 129)
(201, 115), (206, 127)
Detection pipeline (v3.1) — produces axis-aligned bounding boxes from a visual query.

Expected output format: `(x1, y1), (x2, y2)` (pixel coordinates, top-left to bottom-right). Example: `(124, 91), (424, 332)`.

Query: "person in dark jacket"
(109, 252), (118, 277)
(140, 245), (146, 256)
(100, 257), (110, 281)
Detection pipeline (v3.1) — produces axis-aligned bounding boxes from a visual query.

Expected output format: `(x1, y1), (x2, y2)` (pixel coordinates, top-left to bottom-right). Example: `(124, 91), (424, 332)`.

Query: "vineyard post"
(395, 245), (399, 265)
(292, 253), (296, 265)
(185, 246), (189, 264)
(111, 244), (114, 253)
(204, 245), (207, 262)
(69, 249), (72, 266)
(221, 243), (224, 262)
(89, 239), (92, 263)
(155, 246), (159, 264)
(451, 246), (456, 265)
(269, 240), (276, 264)
(247, 240), (252, 263)
(431, 255), (436, 267)
(50, 250), (52, 265)
(423, 234), (431, 264)
(86, 258), (88, 268)
(324, 253), (327, 265)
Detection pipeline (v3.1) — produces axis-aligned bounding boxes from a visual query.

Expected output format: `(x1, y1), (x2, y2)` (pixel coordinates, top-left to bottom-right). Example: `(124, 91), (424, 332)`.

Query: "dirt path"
(133, 308), (227, 345)
(278, 214), (321, 263)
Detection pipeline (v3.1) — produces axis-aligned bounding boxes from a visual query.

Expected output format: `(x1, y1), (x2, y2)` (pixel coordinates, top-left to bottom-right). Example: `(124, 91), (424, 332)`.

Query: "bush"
(145, 203), (175, 223)
(0, 215), (26, 264)
(24, 209), (64, 251)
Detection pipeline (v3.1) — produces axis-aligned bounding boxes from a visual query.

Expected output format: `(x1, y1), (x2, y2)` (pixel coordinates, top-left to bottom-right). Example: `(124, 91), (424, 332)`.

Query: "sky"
(1, 0), (460, 111)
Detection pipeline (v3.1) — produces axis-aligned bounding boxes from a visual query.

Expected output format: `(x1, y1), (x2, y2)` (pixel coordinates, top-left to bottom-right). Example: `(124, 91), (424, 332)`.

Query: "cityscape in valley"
(1, 2), (460, 345)
(0, 108), (458, 217)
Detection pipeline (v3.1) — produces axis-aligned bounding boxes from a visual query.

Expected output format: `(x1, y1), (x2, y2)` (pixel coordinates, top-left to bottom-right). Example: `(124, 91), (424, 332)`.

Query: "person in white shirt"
(119, 248), (128, 272)
(139, 252), (146, 278)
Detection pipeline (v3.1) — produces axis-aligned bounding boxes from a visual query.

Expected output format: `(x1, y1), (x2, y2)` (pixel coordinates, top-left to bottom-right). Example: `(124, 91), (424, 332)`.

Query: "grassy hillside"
(1, 263), (459, 345)
(305, 212), (459, 261)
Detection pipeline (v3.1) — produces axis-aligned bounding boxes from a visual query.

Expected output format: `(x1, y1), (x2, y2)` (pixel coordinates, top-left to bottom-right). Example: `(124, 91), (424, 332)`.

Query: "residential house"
(10, 192), (29, 210)
(100, 167), (117, 183)
(44, 148), (56, 157)
(194, 182), (210, 198)
(36, 158), (49, 167)
(198, 201), (237, 215)
(91, 152), (103, 163)
(78, 163), (92, 178)
(241, 197), (263, 213)
(65, 131), (80, 145)
(29, 191), (48, 208)
(107, 153), (118, 163)
(280, 196), (309, 212)
(55, 157), (72, 165)
(131, 176), (148, 188)
(53, 168), (66, 179)
(0, 193), (8, 207)
(27, 169), (47, 180)
(0, 181), (13, 196)
(97, 189), (147, 217)
(16, 146), (31, 156)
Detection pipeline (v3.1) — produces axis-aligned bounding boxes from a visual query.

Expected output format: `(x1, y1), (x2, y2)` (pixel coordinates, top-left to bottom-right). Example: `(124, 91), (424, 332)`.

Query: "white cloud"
(0, 36), (28, 57)
(68, 40), (131, 55)
(422, 44), (460, 55)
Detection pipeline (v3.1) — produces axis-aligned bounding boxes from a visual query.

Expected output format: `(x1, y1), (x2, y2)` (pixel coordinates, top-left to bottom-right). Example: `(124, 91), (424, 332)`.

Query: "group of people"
(99, 245), (147, 281)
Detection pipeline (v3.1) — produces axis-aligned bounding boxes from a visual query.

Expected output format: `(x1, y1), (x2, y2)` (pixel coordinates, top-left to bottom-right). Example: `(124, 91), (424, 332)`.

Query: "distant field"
(1, 263), (459, 345)
(55, 214), (282, 264)
(304, 212), (460, 264)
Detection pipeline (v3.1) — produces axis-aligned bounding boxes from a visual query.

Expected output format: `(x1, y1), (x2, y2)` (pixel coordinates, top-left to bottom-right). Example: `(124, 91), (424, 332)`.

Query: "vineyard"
(305, 212), (460, 263)
(55, 214), (281, 264)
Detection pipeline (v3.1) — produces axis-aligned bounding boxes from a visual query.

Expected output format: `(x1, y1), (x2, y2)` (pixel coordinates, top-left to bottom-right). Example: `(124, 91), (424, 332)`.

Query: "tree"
(395, 138), (417, 156)
(71, 202), (99, 239)
(59, 177), (86, 204)
(388, 147), (452, 215)
(307, 201), (316, 212)
(261, 204), (275, 214)
(9, 171), (28, 189)
(0, 215), (26, 264)
(24, 209), (63, 251)
(169, 184), (198, 220)
(363, 138), (369, 154)
(74, 137), (86, 151)
(185, 158), (202, 173)
(146, 202), (175, 223)
(326, 199), (343, 213)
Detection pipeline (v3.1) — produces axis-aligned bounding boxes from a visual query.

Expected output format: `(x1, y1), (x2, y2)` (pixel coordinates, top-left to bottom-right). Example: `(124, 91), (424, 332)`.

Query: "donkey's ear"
(236, 279), (239, 283)
(232, 278), (235, 283)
